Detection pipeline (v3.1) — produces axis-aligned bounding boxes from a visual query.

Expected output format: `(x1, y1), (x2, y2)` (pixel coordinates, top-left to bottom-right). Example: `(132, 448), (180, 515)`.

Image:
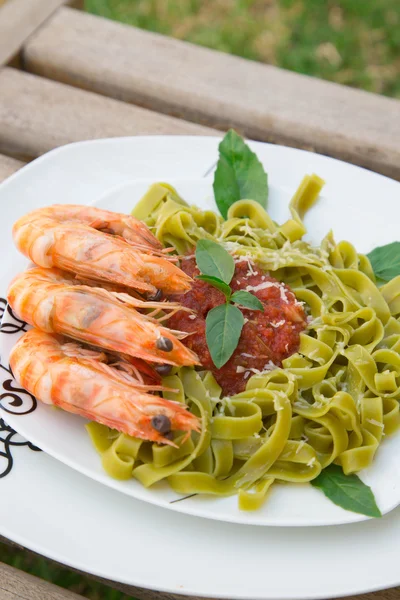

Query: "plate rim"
(1, 144), (399, 527)
(1, 135), (400, 599)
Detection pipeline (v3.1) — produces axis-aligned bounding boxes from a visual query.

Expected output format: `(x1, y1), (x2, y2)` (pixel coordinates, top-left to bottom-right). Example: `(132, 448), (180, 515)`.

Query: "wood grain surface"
(0, 0), (71, 67)
(0, 67), (215, 160)
(0, 153), (24, 182)
(23, 6), (400, 180)
(0, 561), (85, 600)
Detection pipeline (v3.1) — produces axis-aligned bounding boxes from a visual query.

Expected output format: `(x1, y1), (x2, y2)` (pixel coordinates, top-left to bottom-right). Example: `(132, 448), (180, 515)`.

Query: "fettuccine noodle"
(87, 176), (400, 510)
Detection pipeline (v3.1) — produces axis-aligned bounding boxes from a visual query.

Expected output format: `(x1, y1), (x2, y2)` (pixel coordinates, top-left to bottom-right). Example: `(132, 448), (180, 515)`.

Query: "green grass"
(85, 0), (400, 98)
(3, 3), (400, 598)
(1, 542), (132, 599)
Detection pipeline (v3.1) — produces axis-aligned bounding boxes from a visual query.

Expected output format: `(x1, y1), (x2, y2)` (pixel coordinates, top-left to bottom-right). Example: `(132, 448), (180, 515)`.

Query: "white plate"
(3, 166), (400, 526)
(1, 137), (400, 598)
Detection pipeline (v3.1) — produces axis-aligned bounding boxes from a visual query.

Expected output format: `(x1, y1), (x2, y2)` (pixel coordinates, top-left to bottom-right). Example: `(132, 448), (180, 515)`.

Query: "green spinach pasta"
(87, 175), (400, 512)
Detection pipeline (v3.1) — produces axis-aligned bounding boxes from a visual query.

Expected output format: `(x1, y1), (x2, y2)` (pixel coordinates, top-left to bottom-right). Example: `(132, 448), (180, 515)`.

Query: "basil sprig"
(206, 304), (244, 369)
(231, 290), (263, 311)
(367, 241), (400, 283)
(195, 239), (263, 369)
(311, 464), (381, 518)
(195, 239), (235, 284)
(196, 275), (231, 298)
(213, 129), (268, 219)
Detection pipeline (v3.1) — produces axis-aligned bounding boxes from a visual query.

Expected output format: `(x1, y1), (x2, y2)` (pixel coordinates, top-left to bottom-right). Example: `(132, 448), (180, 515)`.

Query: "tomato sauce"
(168, 256), (306, 396)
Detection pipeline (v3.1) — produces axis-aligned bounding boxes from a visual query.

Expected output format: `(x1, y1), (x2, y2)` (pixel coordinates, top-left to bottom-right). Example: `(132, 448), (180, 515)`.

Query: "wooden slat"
(0, 153), (24, 182)
(0, 561), (85, 600)
(0, 0), (72, 67)
(23, 6), (400, 180)
(0, 67), (215, 160)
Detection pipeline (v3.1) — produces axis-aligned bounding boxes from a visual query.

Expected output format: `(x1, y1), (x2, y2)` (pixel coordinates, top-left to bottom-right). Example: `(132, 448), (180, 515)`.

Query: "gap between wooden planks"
(21, 6), (400, 181)
(0, 153), (24, 182)
(0, 0), (75, 67)
(0, 561), (85, 600)
(0, 67), (216, 161)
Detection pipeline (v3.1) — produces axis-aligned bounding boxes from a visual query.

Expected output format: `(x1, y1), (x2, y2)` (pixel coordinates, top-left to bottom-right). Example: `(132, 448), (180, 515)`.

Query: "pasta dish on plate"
(6, 131), (400, 517)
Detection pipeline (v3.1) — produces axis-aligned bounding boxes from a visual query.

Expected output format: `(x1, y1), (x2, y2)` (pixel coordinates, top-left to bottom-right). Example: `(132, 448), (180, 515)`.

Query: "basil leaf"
(311, 464), (381, 518)
(231, 290), (264, 311)
(195, 239), (235, 284)
(213, 129), (268, 219)
(367, 241), (400, 282)
(196, 275), (231, 299)
(206, 303), (244, 369)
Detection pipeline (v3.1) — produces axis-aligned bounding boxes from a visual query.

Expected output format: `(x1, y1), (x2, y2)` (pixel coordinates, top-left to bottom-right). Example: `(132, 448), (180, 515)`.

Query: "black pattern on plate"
(0, 297), (41, 478)
(0, 298), (29, 334)
(0, 418), (41, 478)
(0, 367), (37, 415)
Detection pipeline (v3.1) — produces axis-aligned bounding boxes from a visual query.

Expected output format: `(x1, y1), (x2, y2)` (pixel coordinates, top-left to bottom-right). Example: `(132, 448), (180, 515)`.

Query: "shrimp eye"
(156, 337), (173, 352)
(151, 415), (171, 434)
(154, 364), (173, 376)
(148, 289), (163, 301)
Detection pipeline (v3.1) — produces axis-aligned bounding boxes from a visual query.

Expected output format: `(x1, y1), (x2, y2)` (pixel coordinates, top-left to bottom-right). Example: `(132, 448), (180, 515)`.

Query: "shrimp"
(12, 216), (191, 295)
(15, 204), (161, 250)
(10, 329), (200, 445)
(8, 267), (199, 366)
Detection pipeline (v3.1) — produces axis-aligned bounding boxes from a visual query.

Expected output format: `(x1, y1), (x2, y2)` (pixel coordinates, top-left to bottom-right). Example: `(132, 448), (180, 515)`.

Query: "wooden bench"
(1, 0), (400, 598)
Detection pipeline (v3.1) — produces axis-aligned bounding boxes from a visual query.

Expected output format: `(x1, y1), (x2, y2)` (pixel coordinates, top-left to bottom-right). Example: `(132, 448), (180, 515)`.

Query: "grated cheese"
(233, 256), (248, 263)
(271, 319), (285, 328)
(366, 418), (384, 429)
(240, 222), (257, 238)
(245, 279), (291, 304)
(279, 286), (290, 303)
(296, 440), (306, 454)
(273, 396), (285, 412)
(238, 362), (277, 377)
(294, 299), (305, 307)
(264, 361), (277, 371)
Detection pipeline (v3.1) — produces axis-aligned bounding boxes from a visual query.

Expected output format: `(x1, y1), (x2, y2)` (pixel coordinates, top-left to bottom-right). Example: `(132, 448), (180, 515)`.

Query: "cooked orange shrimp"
(12, 217), (191, 295)
(8, 267), (199, 366)
(10, 329), (200, 444)
(15, 204), (161, 250)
